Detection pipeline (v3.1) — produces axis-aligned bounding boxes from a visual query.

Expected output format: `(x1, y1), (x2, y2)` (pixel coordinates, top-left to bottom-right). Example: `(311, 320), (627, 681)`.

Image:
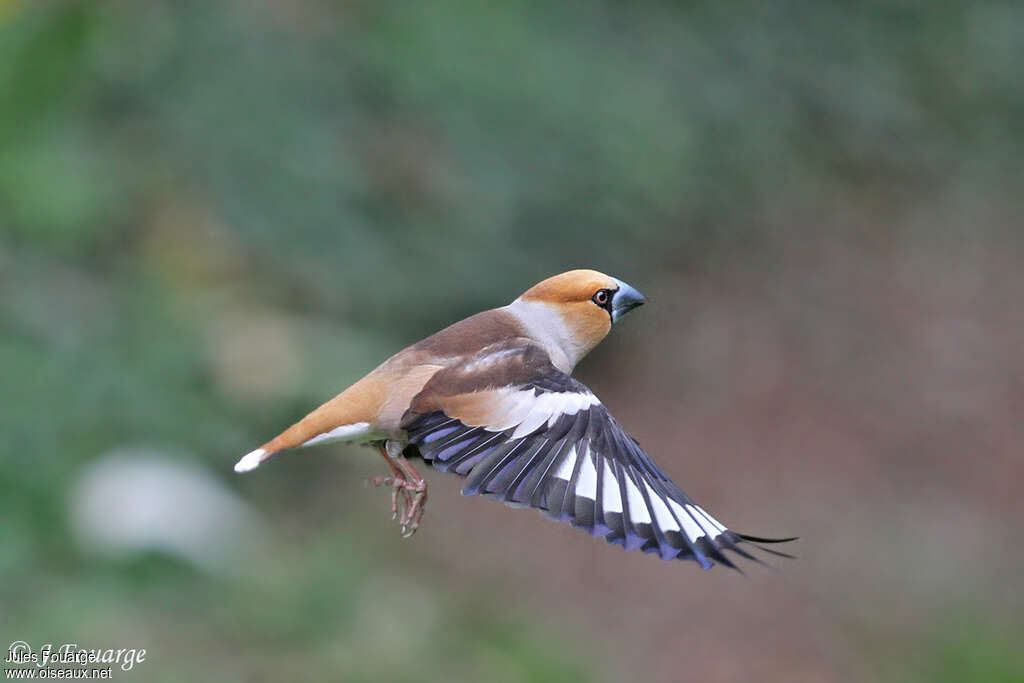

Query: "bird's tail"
(233, 417), (311, 472)
(233, 446), (273, 473)
(233, 375), (384, 473)
(233, 416), (377, 472)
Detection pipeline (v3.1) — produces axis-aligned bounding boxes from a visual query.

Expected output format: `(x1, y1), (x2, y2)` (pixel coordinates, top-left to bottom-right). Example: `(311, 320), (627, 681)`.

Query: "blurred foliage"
(2, 1), (1022, 681)
(923, 626), (1024, 683)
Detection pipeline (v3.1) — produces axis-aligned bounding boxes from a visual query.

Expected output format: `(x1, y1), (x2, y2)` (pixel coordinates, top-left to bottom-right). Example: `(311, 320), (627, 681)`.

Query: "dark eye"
(592, 289), (611, 306)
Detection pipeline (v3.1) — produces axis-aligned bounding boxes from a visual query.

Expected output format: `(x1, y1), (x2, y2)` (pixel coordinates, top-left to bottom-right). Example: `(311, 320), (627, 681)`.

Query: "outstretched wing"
(401, 340), (793, 569)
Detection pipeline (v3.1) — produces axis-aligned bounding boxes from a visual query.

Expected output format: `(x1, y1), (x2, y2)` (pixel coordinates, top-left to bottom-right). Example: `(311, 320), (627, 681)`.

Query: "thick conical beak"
(610, 278), (647, 323)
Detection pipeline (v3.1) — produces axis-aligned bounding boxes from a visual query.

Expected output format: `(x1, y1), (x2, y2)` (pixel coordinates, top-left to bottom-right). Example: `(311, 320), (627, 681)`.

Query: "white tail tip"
(234, 449), (266, 473)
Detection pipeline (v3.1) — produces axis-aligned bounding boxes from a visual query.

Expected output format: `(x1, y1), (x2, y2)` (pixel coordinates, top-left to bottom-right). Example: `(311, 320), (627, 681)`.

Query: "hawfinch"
(234, 270), (793, 569)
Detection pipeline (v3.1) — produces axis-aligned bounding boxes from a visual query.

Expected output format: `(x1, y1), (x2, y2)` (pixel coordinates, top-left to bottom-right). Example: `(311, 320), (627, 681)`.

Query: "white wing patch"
(511, 392), (562, 438)
(552, 445), (577, 480)
(575, 447), (597, 499)
(550, 448), (649, 527)
(601, 460), (623, 513)
(623, 475), (652, 525)
(646, 483), (680, 533)
(479, 389), (599, 439)
(488, 394), (534, 432)
(546, 446), (723, 536)
(670, 500), (705, 542)
(693, 505), (728, 535)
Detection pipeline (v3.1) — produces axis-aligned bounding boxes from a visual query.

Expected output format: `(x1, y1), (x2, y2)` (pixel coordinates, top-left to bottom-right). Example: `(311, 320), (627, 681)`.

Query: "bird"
(233, 269), (794, 569)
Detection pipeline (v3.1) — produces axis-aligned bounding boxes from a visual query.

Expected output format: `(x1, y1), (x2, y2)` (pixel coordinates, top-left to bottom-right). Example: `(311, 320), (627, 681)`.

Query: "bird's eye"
(592, 289), (611, 306)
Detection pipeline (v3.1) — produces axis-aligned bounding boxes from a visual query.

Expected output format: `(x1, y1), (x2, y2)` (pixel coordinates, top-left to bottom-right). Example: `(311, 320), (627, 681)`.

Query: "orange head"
(510, 269), (646, 371)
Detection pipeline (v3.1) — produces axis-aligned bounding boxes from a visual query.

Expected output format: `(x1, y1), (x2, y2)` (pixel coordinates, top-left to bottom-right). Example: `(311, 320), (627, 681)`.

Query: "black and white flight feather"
(401, 340), (794, 570)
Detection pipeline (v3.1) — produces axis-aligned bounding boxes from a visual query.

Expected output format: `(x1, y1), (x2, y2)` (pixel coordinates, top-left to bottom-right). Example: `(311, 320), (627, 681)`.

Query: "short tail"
(232, 416), (378, 473)
(233, 372), (388, 473)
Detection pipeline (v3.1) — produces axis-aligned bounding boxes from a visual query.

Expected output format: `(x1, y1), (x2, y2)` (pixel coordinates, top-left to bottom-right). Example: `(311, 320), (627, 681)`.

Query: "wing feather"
(402, 340), (794, 569)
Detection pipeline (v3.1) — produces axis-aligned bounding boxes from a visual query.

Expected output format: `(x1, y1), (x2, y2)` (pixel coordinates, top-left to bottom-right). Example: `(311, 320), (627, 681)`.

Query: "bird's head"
(508, 269), (647, 371)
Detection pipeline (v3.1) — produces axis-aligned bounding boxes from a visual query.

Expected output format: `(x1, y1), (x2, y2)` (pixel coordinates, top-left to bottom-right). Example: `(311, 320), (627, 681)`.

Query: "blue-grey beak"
(610, 278), (647, 323)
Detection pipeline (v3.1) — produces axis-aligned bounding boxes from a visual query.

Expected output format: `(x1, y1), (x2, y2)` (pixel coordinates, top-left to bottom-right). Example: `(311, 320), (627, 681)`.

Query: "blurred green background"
(2, 1), (1022, 681)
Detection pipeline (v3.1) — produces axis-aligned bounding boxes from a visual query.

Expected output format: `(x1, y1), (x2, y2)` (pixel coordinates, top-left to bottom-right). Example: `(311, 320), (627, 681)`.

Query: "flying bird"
(234, 270), (793, 569)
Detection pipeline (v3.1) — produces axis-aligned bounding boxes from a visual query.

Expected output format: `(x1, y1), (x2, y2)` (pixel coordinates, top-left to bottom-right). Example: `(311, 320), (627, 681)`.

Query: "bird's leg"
(393, 455), (428, 537)
(367, 442), (427, 535)
(368, 443), (411, 521)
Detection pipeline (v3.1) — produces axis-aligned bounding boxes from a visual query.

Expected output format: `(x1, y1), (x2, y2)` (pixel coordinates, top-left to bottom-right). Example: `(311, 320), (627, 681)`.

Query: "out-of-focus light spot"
(68, 448), (266, 575)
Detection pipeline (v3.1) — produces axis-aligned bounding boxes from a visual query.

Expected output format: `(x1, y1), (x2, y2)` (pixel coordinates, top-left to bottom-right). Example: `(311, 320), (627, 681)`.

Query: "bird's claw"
(369, 472), (427, 535)
(398, 484), (427, 537)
